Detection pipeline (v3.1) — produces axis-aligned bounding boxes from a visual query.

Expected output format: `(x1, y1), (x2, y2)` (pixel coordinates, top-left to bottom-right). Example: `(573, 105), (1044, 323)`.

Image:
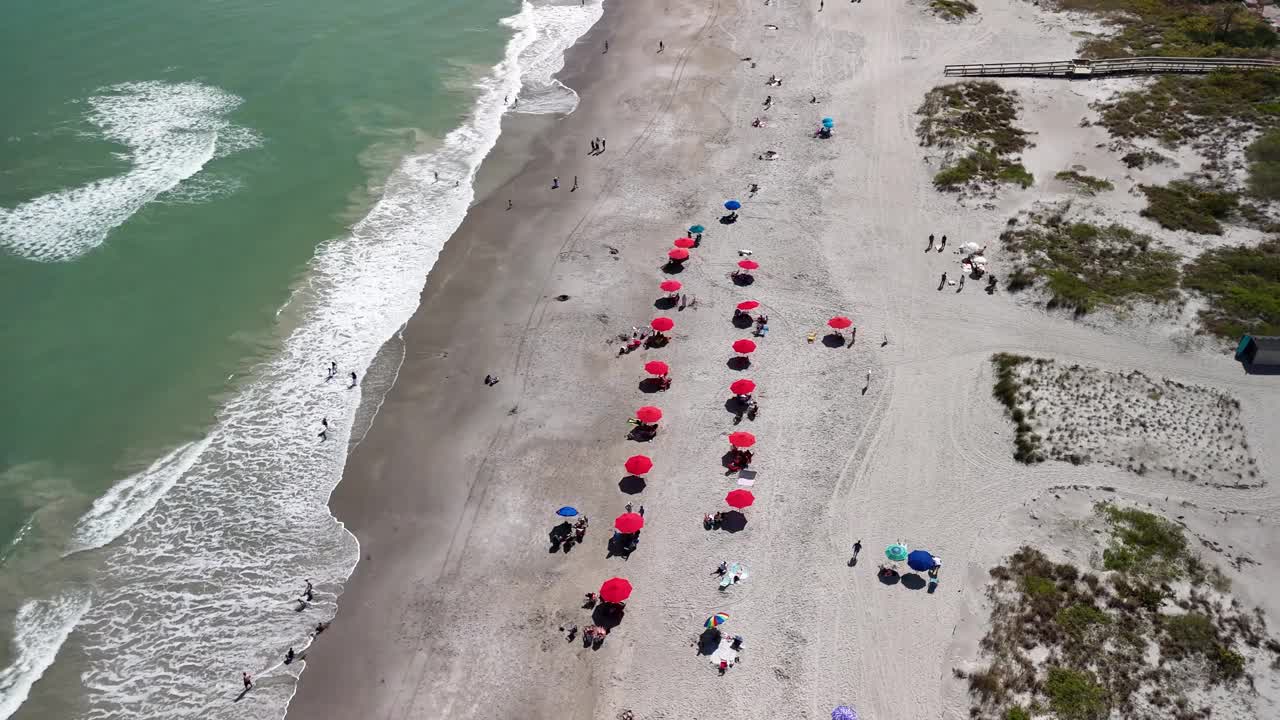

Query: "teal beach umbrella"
(885, 543), (909, 562)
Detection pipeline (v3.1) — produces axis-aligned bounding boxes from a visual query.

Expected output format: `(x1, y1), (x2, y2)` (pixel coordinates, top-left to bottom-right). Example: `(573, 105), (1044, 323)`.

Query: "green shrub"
(1024, 575), (1058, 597)
(1055, 170), (1114, 195)
(1005, 707), (1031, 720)
(1045, 667), (1109, 720)
(1097, 71), (1280, 145)
(1182, 238), (1280, 337)
(999, 220), (1181, 313)
(1139, 181), (1239, 235)
(931, 0), (977, 20)
(1098, 504), (1191, 582)
(1056, 604), (1112, 634)
(919, 82), (1031, 191)
(1246, 129), (1280, 199)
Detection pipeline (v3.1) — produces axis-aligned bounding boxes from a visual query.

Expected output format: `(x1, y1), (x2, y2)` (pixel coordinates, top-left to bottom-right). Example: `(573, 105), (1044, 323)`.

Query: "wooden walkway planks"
(943, 56), (1280, 78)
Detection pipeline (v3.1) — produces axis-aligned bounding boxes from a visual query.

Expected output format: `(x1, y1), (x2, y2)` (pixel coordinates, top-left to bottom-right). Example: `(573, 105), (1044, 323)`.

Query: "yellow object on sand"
(807, 332), (817, 343)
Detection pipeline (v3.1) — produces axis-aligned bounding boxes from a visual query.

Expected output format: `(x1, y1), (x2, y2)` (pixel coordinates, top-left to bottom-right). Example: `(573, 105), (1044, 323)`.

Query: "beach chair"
(807, 331), (817, 343)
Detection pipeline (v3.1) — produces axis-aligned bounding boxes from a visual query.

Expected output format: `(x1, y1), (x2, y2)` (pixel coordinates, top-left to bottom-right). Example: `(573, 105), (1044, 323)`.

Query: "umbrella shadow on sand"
(726, 357), (752, 371)
(822, 333), (845, 348)
(662, 261), (687, 274)
(592, 602), (626, 630)
(638, 378), (667, 394)
(696, 628), (723, 655)
(719, 213), (738, 225)
(654, 296), (679, 310)
(877, 571), (902, 586)
(731, 274), (755, 287)
(618, 475), (647, 494)
(732, 314), (755, 329)
(901, 574), (928, 591)
(719, 511), (748, 533)
(723, 397), (749, 416)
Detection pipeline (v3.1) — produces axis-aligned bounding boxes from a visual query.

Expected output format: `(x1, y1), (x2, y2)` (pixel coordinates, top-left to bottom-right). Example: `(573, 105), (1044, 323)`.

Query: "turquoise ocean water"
(0, 0), (602, 717)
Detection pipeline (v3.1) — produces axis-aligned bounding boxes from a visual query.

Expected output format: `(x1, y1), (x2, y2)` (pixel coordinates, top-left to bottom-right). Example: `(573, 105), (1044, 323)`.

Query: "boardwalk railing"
(943, 56), (1280, 78)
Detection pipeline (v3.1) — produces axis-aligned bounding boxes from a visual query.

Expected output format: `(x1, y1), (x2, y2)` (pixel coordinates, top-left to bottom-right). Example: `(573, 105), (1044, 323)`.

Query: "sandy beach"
(291, 0), (1280, 718)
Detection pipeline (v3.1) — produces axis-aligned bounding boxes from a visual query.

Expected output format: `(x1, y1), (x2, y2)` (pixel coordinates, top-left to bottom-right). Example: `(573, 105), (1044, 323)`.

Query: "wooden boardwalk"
(943, 56), (1280, 79)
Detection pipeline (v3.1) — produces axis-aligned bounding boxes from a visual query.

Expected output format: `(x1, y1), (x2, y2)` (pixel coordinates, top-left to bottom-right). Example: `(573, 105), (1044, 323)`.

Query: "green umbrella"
(885, 543), (909, 562)
(688, 224), (705, 234)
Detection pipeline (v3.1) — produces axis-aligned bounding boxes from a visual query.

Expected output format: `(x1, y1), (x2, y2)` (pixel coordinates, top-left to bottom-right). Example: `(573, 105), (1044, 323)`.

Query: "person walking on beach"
(638, 505), (645, 517)
(938, 271), (947, 290)
(926, 233), (934, 251)
(507, 199), (513, 210)
(349, 371), (358, 388)
(850, 539), (862, 565)
(571, 175), (578, 192)
(327, 361), (337, 381)
(600, 138), (606, 152)
(318, 418), (328, 442)
(958, 274), (966, 292)
(819, 0), (824, 10)
(285, 647), (296, 664)
(552, 176), (560, 189)
(433, 171), (439, 183)
(939, 235), (947, 252)
(243, 672), (253, 690)
(304, 580), (314, 602)
(604, 40), (609, 53)
(658, 40), (664, 53)
(591, 139), (598, 153)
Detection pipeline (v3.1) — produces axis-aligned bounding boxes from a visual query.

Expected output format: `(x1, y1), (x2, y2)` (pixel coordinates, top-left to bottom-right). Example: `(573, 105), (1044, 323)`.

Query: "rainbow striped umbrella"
(705, 612), (730, 629)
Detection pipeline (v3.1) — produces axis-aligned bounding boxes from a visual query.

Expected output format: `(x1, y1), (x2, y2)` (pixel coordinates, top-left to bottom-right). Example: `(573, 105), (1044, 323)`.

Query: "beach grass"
(990, 353), (1044, 463)
(1000, 215), (1181, 313)
(917, 81), (1032, 191)
(1051, 0), (1280, 59)
(1055, 170), (1114, 195)
(1139, 180), (1239, 235)
(930, 0), (977, 21)
(964, 527), (1272, 720)
(1095, 71), (1280, 146)
(1182, 237), (1280, 337)
(1245, 129), (1280, 199)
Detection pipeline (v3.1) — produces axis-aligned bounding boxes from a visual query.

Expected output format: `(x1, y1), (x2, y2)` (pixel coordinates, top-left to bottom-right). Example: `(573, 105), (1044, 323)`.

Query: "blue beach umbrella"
(822, 118), (835, 128)
(724, 200), (741, 211)
(907, 549), (937, 572)
(556, 506), (579, 517)
(832, 706), (859, 720)
(688, 224), (705, 234)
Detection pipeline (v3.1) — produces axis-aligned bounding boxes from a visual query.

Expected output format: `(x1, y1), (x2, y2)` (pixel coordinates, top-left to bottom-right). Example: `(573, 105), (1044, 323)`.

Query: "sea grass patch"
(960, 507), (1280, 720)
(987, 355), (1259, 486)
(916, 82), (1033, 192)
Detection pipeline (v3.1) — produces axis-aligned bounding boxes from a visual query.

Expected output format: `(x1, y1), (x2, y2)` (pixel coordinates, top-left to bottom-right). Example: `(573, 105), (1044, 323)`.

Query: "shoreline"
(287, 0), (664, 716)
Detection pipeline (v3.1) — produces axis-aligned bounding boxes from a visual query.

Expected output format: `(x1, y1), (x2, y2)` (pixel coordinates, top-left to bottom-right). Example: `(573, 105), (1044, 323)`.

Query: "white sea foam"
(0, 81), (260, 262)
(0, 593), (91, 720)
(30, 3), (609, 720)
(67, 437), (214, 554)
(511, 1), (604, 115)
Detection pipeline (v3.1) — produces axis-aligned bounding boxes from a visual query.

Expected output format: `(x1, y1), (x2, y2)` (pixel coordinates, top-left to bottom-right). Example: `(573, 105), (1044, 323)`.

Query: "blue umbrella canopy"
(907, 549), (937, 572)
(822, 118), (835, 128)
(832, 706), (859, 720)
(556, 506), (580, 517)
(724, 200), (741, 211)
(689, 224), (705, 233)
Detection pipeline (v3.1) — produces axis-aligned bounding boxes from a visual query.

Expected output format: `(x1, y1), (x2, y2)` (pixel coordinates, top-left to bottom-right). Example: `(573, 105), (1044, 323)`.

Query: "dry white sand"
(292, 0), (1280, 718)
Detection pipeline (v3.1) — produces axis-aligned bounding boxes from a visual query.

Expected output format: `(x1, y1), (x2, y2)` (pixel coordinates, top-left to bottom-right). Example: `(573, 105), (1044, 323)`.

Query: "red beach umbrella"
(599, 577), (633, 603)
(729, 379), (756, 396)
(624, 455), (653, 475)
(737, 259), (759, 271)
(828, 316), (853, 330)
(725, 489), (755, 509)
(673, 237), (696, 249)
(668, 248), (690, 261)
(651, 316), (675, 332)
(660, 279), (683, 293)
(736, 300), (760, 311)
(644, 360), (670, 376)
(615, 512), (645, 534)
(635, 406), (663, 423)
(728, 431), (756, 448)
(732, 339), (757, 355)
